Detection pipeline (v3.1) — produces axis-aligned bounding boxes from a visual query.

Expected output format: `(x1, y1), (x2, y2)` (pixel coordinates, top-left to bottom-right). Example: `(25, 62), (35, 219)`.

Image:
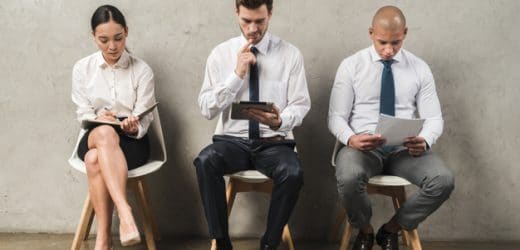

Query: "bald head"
(371, 6), (406, 31)
(368, 6), (408, 60)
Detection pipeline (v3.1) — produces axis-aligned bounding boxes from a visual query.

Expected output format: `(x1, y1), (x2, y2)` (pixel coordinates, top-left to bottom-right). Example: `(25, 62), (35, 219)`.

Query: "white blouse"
(72, 51), (156, 139)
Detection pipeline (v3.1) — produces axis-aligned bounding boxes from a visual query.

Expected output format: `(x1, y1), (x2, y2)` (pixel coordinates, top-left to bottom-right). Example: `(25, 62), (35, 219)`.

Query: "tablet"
(231, 101), (274, 120)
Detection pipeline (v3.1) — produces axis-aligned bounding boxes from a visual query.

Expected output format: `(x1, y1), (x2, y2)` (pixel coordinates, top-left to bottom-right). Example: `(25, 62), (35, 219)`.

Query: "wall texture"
(1, 0), (519, 241)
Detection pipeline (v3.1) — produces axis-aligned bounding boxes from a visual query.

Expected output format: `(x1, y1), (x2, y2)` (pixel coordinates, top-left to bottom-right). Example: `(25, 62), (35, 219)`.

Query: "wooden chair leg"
(339, 220), (353, 250)
(139, 179), (161, 241)
(71, 192), (95, 250)
(404, 229), (422, 250)
(132, 179), (157, 250)
(390, 187), (410, 246)
(329, 206), (347, 242)
(282, 225), (295, 250)
(226, 178), (237, 216)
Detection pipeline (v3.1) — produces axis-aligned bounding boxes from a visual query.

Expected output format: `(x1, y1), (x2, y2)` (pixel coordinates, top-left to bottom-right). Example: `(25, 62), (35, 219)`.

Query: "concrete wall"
(1, 0), (519, 241)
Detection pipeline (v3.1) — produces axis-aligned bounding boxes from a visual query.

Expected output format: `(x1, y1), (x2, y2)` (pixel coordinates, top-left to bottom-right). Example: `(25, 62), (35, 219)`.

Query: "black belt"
(256, 135), (285, 142)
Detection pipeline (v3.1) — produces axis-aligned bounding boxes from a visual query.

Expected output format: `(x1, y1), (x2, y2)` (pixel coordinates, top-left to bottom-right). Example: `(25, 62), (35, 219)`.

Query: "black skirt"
(77, 128), (150, 170)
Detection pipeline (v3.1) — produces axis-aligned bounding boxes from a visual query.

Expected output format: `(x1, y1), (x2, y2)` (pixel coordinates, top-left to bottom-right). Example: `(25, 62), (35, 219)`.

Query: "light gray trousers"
(335, 146), (455, 230)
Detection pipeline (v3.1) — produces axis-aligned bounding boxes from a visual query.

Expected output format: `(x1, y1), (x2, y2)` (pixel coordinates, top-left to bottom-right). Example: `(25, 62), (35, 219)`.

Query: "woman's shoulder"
(73, 51), (102, 71)
(127, 52), (154, 75)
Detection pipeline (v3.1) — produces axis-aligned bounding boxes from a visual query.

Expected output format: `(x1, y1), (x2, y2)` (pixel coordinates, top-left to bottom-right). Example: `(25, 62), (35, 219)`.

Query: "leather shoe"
(376, 224), (399, 250)
(352, 231), (374, 250)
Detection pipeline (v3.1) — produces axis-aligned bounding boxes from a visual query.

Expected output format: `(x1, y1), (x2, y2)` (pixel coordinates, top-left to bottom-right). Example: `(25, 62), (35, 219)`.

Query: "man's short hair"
(235, 0), (273, 12)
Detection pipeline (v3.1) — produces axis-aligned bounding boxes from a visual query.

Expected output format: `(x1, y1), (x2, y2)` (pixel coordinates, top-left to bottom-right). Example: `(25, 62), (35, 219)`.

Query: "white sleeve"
(277, 51), (311, 132)
(328, 59), (356, 145)
(416, 64), (443, 147)
(71, 62), (97, 122)
(198, 51), (244, 120)
(129, 65), (156, 139)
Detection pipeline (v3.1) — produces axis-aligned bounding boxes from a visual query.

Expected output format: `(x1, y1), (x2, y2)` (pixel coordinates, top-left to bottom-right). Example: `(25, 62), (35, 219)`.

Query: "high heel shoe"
(120, 230), (141, 247)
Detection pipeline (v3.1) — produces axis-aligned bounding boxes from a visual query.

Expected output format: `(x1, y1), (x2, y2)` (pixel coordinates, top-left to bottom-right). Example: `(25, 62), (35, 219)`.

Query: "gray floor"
(1, 234), (520, 250)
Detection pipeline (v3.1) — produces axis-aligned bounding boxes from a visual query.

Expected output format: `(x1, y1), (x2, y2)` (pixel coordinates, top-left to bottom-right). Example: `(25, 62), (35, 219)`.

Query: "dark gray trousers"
(335, 146), (455, 230)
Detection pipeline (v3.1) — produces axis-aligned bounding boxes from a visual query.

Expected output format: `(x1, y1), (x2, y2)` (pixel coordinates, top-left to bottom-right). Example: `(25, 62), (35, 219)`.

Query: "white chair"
(210, 115), (295, 250)
(329, 140), (422, 250)
(69, 109), (167, 250)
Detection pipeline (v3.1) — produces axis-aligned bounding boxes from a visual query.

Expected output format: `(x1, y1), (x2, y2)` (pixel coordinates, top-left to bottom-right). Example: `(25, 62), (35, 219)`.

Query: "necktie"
(249, 47), (260, 139)
(380, 60), (395, 116)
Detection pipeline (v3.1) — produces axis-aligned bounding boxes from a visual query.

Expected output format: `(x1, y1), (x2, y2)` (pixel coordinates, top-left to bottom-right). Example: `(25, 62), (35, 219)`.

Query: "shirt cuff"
(419, 133), (434, 149)
(340, 129), (356, 147)
(278, 113), (292, 132)
(127, 123), (145, 139)
(79, 113), (97, 122)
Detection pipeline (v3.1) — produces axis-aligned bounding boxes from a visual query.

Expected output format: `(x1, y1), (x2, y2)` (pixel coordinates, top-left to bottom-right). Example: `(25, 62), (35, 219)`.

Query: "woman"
(71, 5), (156, 249)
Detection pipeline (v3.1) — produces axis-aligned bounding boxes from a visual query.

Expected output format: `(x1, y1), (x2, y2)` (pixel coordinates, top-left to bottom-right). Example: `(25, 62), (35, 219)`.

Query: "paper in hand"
(375, 114), (425, 146)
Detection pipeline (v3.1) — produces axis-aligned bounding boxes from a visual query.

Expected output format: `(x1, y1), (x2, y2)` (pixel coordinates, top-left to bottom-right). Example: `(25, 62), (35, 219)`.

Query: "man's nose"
(383, 45), (394, 56)
(249, 23), (258, 33)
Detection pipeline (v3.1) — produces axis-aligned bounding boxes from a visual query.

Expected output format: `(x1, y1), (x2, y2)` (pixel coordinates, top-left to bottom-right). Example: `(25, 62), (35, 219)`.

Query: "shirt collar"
(369, 44), (403, 63)
(241, 32), (271, 55)
(96, 50), (131, 69)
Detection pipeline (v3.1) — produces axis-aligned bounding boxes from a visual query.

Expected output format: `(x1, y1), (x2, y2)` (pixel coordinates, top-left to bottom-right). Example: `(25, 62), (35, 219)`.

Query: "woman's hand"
(120, 116), (139, 135)
(96, 110), (117, 122)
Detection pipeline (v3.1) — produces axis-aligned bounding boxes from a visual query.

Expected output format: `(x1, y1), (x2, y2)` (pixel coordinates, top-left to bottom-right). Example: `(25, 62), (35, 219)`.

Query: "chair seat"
(368, 175), (412, 186)
(227, 170), (269, 183)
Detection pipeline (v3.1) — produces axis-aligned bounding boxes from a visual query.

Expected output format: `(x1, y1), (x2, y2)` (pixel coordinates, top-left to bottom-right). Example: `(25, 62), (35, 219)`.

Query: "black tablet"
(230, 101), (274, 120)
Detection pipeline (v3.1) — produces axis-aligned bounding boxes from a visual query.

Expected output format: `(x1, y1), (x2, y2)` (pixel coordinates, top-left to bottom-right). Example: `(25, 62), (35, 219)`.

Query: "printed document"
(375, 114), (425, 146)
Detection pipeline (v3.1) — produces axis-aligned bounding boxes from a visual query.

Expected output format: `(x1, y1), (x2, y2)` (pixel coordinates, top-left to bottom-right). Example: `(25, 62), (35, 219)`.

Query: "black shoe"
(352, 231), (374, 250)
(215, 237), (233, 250)
(376, 224), (398, 250)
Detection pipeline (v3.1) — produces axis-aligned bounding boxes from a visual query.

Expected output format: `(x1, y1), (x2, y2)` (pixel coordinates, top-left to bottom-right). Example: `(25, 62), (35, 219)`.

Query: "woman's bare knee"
(85, 149), (100, 173)
(89, 125), (119, 148)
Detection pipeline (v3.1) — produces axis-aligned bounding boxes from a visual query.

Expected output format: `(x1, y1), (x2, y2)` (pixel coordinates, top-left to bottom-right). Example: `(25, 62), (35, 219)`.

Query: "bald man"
(328, 6), (454, 250)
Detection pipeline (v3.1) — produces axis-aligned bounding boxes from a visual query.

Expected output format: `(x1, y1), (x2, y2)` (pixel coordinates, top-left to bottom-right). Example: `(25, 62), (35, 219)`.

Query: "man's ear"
(403, 27), (408, 35)
(368, 27), (374, 35)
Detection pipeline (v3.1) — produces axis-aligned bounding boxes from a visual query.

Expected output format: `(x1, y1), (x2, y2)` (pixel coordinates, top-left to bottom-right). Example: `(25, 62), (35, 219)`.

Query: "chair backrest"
(69, 109), (167, 178)
(331, 139), (341, 167)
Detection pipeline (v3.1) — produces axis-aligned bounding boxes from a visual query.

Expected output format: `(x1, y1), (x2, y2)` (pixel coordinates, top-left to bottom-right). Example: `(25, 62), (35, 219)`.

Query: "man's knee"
(423, 171), (455, 200)
(272, 159), (303, 189)
(194, 145), (224, 175)
(336, 169), (368, 197)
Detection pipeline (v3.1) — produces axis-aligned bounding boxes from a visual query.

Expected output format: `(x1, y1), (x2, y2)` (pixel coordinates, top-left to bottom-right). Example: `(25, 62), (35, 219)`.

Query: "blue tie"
(380, 60), (395, 116)
(249, 47), (260, 139)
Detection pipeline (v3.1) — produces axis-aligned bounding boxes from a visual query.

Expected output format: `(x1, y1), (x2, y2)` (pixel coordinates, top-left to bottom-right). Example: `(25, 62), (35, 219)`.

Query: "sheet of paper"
(375, 114), (425, 146)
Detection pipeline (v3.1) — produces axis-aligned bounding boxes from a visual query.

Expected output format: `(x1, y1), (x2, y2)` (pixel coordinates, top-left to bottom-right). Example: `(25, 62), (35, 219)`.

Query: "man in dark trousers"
(194, 1), (311, 249)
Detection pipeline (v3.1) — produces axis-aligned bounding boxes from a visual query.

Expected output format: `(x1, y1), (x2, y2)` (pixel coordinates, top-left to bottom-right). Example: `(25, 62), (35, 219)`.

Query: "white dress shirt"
(328, 45), (443, 147)
(72, 51), (156, 139)
(198, 32), (311, 138)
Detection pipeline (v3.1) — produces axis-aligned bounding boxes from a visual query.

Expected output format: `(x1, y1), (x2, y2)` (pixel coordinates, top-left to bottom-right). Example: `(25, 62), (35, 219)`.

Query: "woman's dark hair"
(90, 5), (127, 32)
